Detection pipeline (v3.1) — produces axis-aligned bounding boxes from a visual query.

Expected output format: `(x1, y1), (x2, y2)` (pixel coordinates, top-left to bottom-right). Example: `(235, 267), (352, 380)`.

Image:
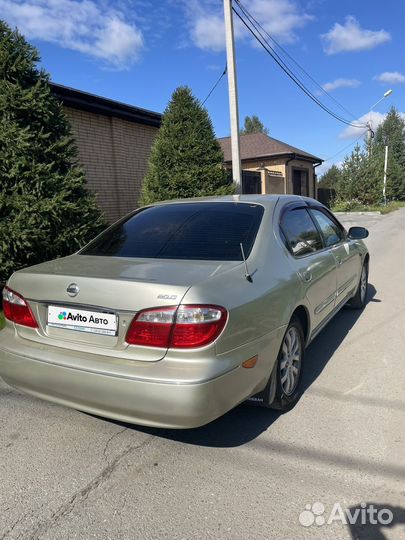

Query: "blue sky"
(1, 0), (404, 175)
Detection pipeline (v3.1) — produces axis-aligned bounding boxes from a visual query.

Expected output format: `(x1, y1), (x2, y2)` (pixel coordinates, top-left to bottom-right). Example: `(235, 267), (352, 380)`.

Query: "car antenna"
(240, 243), (253, 283)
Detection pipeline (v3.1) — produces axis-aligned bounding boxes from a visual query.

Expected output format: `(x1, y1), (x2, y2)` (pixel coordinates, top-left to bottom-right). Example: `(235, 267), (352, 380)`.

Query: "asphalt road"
(0, 210), (404, 540)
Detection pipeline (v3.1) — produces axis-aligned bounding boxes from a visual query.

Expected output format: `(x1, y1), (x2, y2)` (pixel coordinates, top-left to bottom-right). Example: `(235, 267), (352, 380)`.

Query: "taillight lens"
(126, 307), (176, 347)
(171, 305), (227, 348)
(126, 305), (227, 349)
(2, 287), (38, 328)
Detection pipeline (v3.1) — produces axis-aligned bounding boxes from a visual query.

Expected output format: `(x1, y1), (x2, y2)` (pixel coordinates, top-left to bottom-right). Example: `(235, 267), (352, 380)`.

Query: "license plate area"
(47, 305), (118, 336)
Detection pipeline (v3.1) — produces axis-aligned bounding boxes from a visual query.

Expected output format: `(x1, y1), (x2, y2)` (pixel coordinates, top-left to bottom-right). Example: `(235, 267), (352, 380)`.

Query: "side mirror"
(348, 226), (369, 240)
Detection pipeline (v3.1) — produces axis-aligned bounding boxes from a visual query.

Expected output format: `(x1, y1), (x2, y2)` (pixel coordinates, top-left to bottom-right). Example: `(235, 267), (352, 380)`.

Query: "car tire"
(348, 261), (368, 310)
(265, 316), (305, 412)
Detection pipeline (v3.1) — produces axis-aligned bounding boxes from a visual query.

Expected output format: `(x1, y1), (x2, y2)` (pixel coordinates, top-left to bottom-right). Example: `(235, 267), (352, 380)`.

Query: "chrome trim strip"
(314, 293), (336, 315)
(26, 299), (135, 314)
(336, 276), (356, 297)
(309, 292), (352, 343)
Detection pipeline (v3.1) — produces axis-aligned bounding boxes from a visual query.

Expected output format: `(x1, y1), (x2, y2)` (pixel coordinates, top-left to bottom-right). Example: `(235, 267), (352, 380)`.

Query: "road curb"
(333, 211), (382, 216)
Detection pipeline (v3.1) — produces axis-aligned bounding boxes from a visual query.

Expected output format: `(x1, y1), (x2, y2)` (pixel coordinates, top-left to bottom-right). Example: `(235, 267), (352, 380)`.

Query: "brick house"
(51, 83), (161, 223)
(52, 84), (322, 221)
(218, 132), (322, 198)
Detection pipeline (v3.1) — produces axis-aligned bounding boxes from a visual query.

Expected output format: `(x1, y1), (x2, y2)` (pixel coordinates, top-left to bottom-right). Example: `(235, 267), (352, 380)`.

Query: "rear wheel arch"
(364, 253), (370, 267)
(291, 305), (310, 346)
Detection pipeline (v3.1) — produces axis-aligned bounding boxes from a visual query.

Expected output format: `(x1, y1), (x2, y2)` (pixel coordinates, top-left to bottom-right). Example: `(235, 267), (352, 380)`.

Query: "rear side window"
(280, 207), (323, 257)
(81, 202), (264, 261)
(310, 209), (344, 247)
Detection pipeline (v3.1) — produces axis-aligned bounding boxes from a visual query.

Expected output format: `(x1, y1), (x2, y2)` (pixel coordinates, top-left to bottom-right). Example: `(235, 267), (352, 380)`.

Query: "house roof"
(50, 83), (162, 128)
(218, 132), (322, 163)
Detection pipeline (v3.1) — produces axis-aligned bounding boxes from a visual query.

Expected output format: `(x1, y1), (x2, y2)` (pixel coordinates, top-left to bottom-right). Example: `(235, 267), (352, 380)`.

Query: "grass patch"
(332, 200), (405, 214)
(0, 312), (5, 330)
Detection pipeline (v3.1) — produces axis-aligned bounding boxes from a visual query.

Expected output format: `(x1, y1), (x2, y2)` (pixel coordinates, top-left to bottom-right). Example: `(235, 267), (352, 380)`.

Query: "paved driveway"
(334, 211), (385, 231)
(0, 210), (404, 540)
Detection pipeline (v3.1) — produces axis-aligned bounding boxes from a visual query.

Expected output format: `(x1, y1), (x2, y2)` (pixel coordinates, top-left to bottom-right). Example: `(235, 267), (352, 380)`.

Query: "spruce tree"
(140, 86), (233, 205)
(318, 164), (342, 189)
(0, 21), (106, 282)
(373, 107), (405, 200)
(337, 144), (381, 205)
(240, 115), (269, 135)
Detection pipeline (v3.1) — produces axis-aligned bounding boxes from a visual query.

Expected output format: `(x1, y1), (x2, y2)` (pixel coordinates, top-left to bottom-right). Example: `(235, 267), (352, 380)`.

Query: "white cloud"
(322, 78), (361, 92)
(374, 71), (405, 84)
(339, 111), (386, 140)
(321, 16), (390, 54)
(185, 0), (314, 52)
(247, 0), (314, 44)
(191, 14), (226, 52)
(0, 0), (144, 68)
(339, 110), (405, 139)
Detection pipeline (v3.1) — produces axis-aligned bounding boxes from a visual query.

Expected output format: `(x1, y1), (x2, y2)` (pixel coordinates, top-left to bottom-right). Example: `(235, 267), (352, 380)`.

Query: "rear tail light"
(126, 307), (176, 348)
(2, 287), (38, 328)
(126, 305), (227, 349)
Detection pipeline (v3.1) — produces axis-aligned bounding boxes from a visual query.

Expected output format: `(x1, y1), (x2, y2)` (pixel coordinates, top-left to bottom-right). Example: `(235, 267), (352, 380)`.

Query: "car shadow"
(102, 284), (378, 448)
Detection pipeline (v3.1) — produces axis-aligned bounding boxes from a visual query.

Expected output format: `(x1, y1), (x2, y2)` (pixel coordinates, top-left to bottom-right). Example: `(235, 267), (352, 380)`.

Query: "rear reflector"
(126, 305), (227, 349)
(2, 287), (38, 328)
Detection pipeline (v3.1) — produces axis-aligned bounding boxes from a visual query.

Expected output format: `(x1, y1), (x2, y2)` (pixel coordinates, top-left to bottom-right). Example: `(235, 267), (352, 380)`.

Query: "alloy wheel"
(280, 326), (302, 396)
(360, 266), (368, 303)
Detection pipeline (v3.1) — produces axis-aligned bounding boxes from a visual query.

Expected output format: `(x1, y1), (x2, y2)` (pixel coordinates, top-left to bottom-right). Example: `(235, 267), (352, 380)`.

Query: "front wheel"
(349, 261), (368, 309)
(266, 316), (305, 412)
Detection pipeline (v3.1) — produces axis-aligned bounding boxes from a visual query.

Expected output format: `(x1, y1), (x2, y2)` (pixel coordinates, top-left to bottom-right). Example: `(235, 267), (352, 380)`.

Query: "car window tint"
(81, 202), (264, 261)
(280, 208), (323, 256)
(310, 209), (343, 247)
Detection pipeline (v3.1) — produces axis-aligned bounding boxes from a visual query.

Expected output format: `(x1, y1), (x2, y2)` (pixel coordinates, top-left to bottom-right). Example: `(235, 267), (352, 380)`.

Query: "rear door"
(309, 208), (361, 305)
(280, 205), (338, 329)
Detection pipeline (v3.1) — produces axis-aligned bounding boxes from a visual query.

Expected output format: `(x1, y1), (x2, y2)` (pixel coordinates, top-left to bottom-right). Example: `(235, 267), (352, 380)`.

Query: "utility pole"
(223, 0), (242, 192)
(367, 122), (373, 157)
(383, 145), (388, 206)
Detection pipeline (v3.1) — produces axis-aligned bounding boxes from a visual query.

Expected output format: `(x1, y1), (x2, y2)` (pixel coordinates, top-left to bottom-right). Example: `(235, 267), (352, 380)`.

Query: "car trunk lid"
(8, 255), (239, 361)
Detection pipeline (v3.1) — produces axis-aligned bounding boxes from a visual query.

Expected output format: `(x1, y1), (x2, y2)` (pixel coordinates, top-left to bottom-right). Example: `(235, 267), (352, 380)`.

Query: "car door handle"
(301, 271), (312, 283)
(335, 256), (342, 266)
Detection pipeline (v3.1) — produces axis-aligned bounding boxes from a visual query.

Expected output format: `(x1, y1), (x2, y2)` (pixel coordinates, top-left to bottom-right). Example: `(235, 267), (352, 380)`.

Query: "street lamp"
(369, 89), (393, 112)
(366, 89), (393, 205)
(367, 89), (393, 148)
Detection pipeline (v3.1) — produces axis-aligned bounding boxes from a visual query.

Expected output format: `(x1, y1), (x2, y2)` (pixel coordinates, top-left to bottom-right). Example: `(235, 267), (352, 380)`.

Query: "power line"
(323, 130), (368, 163)
(234, 0), (357, 121)
(232, 3), (367, 129)
(202, 64), (227, 105)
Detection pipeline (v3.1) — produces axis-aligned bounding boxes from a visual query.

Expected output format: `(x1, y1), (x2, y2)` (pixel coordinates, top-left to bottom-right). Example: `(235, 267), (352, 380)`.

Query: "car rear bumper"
(0, 326), (276, 428)
(0, 352), (250, 429)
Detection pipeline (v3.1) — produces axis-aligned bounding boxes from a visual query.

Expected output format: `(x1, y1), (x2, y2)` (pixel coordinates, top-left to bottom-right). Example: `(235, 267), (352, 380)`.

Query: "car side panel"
(291, 249), (338, 330)
(330, 239), (363, 302)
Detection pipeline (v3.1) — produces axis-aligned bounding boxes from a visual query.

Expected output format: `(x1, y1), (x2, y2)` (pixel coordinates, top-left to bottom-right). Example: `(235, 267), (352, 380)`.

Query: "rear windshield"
(81, 202), (264, 261)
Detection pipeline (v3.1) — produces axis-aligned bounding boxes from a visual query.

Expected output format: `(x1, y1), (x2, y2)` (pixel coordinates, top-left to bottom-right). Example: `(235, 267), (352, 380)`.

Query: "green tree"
(318, 164), (342, 189)
(336, 144), (381, 205)
(140, 86), (233, 205)
(372, 107), (405, 200)
(0, 21), (106, 282)
(240, 115), (269, 135)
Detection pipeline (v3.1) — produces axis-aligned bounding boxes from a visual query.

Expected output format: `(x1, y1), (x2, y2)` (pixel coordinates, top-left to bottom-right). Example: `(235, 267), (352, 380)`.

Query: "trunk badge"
(67, 283), (79, 297)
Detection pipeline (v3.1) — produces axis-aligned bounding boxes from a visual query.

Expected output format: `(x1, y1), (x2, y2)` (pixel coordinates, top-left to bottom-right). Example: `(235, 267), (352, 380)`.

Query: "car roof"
(151, 194), (314, 209)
